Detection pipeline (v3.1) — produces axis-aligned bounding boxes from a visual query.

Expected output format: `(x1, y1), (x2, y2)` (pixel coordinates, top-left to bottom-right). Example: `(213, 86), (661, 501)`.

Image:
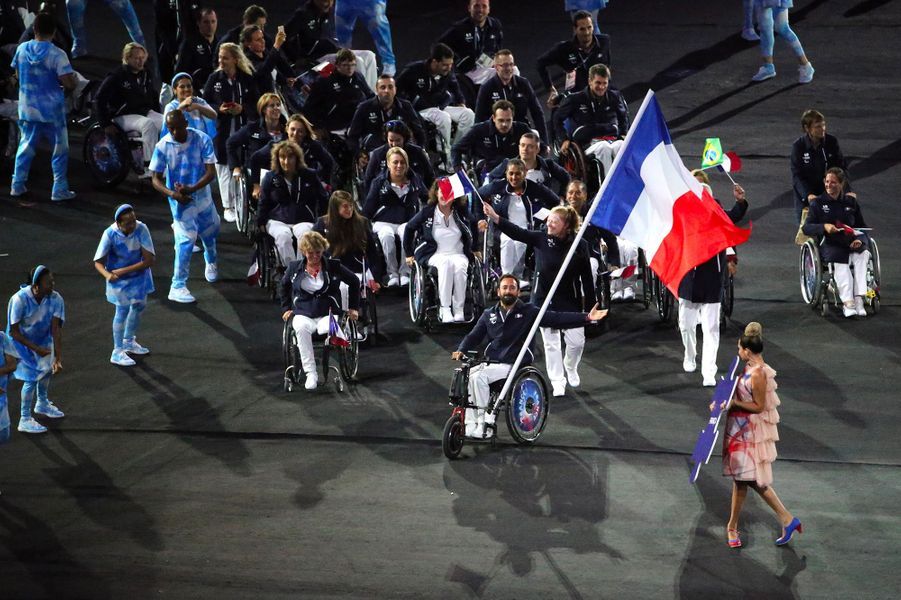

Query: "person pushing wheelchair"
(452, 274), (607, 439)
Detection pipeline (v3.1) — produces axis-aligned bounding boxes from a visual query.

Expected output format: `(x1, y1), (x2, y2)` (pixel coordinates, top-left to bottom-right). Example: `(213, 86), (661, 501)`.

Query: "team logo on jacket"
(489, 312), (498, 324)
(196, 44), (207, 54)
(822, 205), (830, 213)
(213, 81), (222, 92)
(367, 113), (378, 123)
(332, 82), (342, 92)
(465, 33), (473, 42)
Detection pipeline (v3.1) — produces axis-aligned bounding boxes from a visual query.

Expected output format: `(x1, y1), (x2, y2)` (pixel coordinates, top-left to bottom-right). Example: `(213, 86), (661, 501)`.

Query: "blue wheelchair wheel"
(83, 124), (131, 188)
(505, 366), (550, 444)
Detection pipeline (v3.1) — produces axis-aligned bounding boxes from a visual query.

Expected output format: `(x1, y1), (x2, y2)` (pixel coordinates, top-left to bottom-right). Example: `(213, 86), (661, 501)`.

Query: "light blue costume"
(10, 40), (74, 198)
(6, 282), (65, 421)
(565, 0), (607, 34)
(148, 127), (220, 289)
(94, 208), (155, 350)
(161, 97), (217, 141)
(0, 332), (20, 444)
(754, 0), (804, 58)
(66, 0), (146, 58)
(335, 0), (396, 73)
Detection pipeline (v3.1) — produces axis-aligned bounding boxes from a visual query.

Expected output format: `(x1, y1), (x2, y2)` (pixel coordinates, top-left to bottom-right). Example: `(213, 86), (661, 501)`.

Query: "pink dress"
(722, 362), (781, 487)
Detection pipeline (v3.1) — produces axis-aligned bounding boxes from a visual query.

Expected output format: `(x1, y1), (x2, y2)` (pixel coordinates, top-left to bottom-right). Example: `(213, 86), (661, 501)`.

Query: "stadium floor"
(1, 1), (900, 598)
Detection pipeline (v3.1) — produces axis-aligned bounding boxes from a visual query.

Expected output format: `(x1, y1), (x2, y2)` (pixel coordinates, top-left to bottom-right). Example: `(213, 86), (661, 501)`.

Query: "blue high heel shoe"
(775, 517), (803, 546)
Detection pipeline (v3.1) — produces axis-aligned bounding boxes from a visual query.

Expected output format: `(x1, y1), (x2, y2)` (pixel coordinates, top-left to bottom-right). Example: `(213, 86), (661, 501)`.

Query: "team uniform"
(450, 119), (533, 175)
(536, 34), (611, 96)
(334, 0), (396, 76)
(789, 133), (846, 223)
(474, 73), (548, 143)
(94, 64), (163, 163)
(66, 0), (145, 58)
(0, 332), (20, 444)
(553, 86), (629, 175)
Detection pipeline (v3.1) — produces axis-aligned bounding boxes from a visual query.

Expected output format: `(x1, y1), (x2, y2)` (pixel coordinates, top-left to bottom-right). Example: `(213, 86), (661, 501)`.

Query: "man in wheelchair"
(280, 231), (360, 390)
(450, 99), (532, 183)
(452, 274), (607, 438)
(553, 63), (628, 179)
(801, 167), (871, 318)
(347, 74), (426, 157)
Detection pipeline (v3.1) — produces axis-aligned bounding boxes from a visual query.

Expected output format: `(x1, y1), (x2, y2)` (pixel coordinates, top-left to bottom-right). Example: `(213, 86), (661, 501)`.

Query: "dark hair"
(498, 273), (519, 289)
(243, 5), (267, 24)
(429, 42), (454, 63)
(241, 24), (261, 45)
(825, 166), (846, 184)
(520, 131), (540, 145)
(325, 190), (369, 258)
(335, 48), (355, 64)
(491, 99), (515, 117)
(801, 109), (825, 131)
(384, 120), (412, 142)
(739, 322), (764, 354)
(588, 63), (610, 80)
(506, 157), (526, 173)
(34, 12), (57, 37)
(572, 10), (592, 25)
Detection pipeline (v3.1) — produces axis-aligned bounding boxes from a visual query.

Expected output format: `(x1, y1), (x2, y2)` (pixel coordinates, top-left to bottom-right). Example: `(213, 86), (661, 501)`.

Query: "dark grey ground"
(1, 0), (900, 598)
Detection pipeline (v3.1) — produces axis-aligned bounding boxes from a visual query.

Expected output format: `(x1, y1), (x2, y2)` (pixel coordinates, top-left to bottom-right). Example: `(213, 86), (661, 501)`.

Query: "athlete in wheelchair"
(445, 274), (607, 453)
(487, 132), (571, 195)
(450, 99), (532, 185)
(86, 42), (161, 188)
(361, 120), (435, 196)
(251, 113), (336, 199)
(800, 167), (879, 318)
(404, 182), (485, 327)
(280, 231), (361, 391)
(314, 190), (386, 344)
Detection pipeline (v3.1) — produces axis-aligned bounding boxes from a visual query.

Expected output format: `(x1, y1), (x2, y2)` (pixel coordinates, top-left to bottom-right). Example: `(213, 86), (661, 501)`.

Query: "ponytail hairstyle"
(739, 322), (764, 354)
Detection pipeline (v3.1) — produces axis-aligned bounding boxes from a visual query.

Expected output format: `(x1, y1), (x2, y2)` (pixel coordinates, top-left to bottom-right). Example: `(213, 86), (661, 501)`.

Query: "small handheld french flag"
(437, 169), (478, 202)
(328, 310), (350, 348)
(608, 264), (637, 280)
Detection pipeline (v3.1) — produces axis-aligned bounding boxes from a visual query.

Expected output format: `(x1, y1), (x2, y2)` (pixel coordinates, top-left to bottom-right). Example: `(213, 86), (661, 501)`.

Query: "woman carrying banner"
(482, 202), (595, 397)
(716, 321), (801, 548)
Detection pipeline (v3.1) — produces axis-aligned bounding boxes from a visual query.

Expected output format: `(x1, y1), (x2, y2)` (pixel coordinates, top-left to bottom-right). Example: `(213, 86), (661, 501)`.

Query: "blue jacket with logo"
(802, 192), (868, 264)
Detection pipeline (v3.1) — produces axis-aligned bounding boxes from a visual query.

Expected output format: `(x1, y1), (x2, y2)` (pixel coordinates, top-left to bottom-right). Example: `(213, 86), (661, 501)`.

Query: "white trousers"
(266, 220), (314, 266)
(339, 271), (371, 310)
(585, 139), (625, 176)
(500, 234), (526, 278)
(613, 236), (639, 293)
(419, 106), (475, 162)
(113, 111), (163, 161)
(466, 362), (511, 436)
(321, 50), (378, 91)
(833, 250), (870, 303)
(428, 252), (468, 315)
(540, 326), (585, 387)
(678, 299), (721, 380)
(372, 221), (408, 278)
(291, 314), (331, 379)
(215, 163), (235, 210)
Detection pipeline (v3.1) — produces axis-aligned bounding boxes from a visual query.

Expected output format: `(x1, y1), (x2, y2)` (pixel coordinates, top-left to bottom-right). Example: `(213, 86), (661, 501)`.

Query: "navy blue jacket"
(257, 169), (328, 227)
(396, 60), (466, 110)
(251, 137), (335, 185)
(678, 198), (748, 304)
(362, 172), (429, 224)
(304, 71), (373, 132)
(437, 16), (504, 74)
(282, 0), (339, 63)
(496, 219), (596, 311)
(475, 74), (547, 142)
(536, 34), (612, 91)
(247, 47), (295, 95)
(176, 34), (216, 91)
(553, 87), (629, 143)
(280, 256), (361, 317)
(347, 96), (427, 154)
(313, 216), (386, 281)
(94, 65), (159, 127)
(226, 119), (284, 170)
(801, 192), (868, 264)
(790, 133), (847, 204)
(363, 143), (435, 191)
(488, 156), (571, 193)
(458, 300), (590, 365)
(450, 119), (533, 172)
(403, 204), (478, 265)
(202, 70), (261, 161)
(476, 179), (560, 224)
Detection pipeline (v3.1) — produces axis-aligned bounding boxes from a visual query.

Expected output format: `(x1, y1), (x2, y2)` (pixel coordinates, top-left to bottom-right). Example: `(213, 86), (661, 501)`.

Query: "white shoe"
(703, 377), (716, 387)
(565, 369), (580, 388)
(741, 28), (760, 41)
(552, 382), (566, 397)
(387, 276), (400, 287)
(224, 208), (237, 223)
(518, 279), (531, 290)
(122, 338), (150, 355)
(683, 359), (697, 373)
(304, 375), (318, 390)
(842, 304), (857, 318)
(34, 400), (65, 418)
(168, 287), (196, 303)
(137, 170), (153, 180)
(452, 310), (466, 323)
(440, 307), (455, 323)
(17, 417), (47, 434)
(205, 262), (218, 283)
(798, 62), (815, 84)
(751, 64), (776, 82)
(622, 287), (635, 301)
(110, 349), (136, 367)
(855, 297), (867, 317)
(400, 275), (410, 286)
(611, 290), (624, 301)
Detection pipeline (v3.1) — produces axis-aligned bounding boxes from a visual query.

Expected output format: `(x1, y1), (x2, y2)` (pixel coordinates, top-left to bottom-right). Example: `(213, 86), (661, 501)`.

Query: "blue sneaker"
(122, 338), (150, 355)
(10, 185), (28, 197)
(18, 417), (48, 434)
(51, 189), (77, 202)
(751, 64), (776, 82)
(34, 400), (65, 419)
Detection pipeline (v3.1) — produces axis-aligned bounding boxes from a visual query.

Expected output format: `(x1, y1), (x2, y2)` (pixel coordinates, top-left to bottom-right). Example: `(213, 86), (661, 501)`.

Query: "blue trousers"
(66, 0), (145, 55)
(20, 376), (51, 419)
(171, 201), (220, 288)
(335, 0), (396, 69)
(12, 120), (69, 196)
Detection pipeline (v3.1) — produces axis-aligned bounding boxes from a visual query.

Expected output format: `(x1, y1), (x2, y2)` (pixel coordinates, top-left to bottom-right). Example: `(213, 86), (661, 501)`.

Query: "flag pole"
(488, 90), (658, 411)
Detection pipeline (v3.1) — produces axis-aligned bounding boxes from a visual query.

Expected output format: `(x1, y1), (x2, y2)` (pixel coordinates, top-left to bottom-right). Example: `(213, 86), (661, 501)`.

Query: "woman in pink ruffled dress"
(719, 321), (802, 548)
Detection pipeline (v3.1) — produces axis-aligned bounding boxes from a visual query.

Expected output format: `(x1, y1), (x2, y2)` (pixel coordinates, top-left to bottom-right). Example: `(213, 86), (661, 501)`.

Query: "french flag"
(590, 92), (751, 295)
(437, 169), (478, 202)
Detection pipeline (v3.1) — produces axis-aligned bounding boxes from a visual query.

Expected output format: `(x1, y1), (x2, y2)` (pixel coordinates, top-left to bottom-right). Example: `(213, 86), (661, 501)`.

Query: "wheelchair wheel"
(638, 250), (651, 310)
(442, 415), (465, 459)
(722, 273), (735, 318)
(867, 238), (881, 313)
(799, 238), (823, 307)
(339, 318), (359, 380)
(558, 140), (588, 183)
(408, 261), (425, 324)
(653, 272), (675, 322)
(504, 366), (550, 445)
(232, 173), (251, 237)
(255, 238), (269, 291)
(282, 320), (299, 391)
(83, 124), (131, 189)
(469, 259), (487, 318)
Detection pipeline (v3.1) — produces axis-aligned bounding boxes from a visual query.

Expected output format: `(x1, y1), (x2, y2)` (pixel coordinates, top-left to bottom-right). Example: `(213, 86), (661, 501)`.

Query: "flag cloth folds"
(437, 169), (478, 202)
(590, 93), (751, 295)
(701, 138), (724, 168)
(328, 310), (350, 348)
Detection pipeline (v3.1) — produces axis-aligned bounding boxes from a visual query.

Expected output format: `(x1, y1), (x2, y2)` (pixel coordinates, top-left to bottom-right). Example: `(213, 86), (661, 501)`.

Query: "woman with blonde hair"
(258, 141), (328, 266)
(203, 42), (260, 223)
(718, 322), (801, 548)
(226, 92), (285, 183)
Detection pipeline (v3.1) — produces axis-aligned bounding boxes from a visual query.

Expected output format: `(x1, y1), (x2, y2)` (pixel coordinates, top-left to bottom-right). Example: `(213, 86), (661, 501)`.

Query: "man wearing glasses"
(475, 49), (547, 143)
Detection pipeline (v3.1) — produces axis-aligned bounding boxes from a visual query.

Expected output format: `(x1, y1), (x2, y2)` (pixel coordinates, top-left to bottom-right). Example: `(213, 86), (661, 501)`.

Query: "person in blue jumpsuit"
(6, 265), (65, 435)
(750, 0), (814, 84)
(149, 109), (219, 304)
(335, 0), (396, 76)
(10, 12), (77, 202)
(66, 0), (145, 58)
(93, 204), (156, 367)
(0, 331), (20, 450)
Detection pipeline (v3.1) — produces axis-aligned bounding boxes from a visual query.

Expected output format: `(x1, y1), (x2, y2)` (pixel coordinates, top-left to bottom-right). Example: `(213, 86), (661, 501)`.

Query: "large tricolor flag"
(590, 92), (751, 295)
(437, 169), (478, 202)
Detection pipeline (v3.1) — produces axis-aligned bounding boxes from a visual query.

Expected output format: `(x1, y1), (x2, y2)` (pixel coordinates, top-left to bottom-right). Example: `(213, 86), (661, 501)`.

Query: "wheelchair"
(408, 256), (487, 331)
(480, 221), (502, 302)
(650, 269), (677, 323)
(800, 235), (881, 317)
(82, 121), (145, 189)
(554, 122), (606, 197)
(282, 312), (360, 393)
(254, 231), (281, 301)
(229, 168), (255, 238)
(442, 351), (551, 459)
